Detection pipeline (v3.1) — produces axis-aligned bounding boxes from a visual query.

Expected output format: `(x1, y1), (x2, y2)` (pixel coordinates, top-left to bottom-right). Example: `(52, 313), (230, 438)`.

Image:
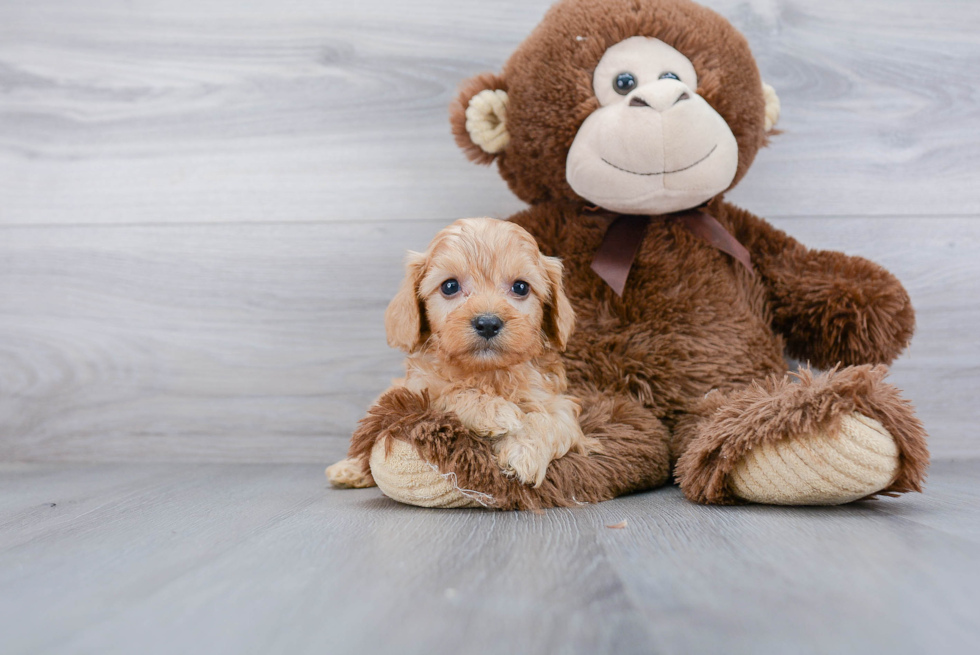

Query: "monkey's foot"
(729, 412), (899, 505)
(325, 457), (375, 489)
(369, 439), (484, 508)
(675, 366), (928, 505)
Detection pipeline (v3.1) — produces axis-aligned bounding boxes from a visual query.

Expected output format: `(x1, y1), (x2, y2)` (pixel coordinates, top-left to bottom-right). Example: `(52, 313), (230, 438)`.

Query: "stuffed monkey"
(330, 0), (929, 509)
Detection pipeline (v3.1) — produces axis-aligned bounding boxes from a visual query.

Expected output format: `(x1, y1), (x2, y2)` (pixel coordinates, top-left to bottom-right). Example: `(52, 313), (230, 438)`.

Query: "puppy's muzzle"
(471, 313), (504, 340)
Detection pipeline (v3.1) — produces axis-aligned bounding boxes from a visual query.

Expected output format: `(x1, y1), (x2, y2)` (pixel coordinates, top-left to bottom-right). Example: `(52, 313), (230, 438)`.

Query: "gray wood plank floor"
(0, 459), (978, 655)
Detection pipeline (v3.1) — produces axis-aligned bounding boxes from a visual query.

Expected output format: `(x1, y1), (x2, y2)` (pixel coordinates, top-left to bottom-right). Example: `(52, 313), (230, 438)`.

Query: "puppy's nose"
(471, 314), (504, 340)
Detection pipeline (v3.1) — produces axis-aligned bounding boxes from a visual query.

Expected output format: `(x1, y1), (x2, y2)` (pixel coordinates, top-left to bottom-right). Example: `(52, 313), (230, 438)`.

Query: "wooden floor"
(1, 459), (978, 654)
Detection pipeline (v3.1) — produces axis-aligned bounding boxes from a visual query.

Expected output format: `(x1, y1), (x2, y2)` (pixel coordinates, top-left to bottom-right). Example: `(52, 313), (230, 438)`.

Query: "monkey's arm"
(721, 201), (915, 369)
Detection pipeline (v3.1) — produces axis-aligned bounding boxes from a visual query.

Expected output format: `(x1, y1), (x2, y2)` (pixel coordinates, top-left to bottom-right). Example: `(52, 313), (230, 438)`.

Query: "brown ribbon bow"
(590, 209), (754, 297)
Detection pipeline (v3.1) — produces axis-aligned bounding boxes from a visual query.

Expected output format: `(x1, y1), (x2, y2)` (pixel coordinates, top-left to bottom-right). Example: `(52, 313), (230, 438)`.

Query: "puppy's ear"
(450, 72), (509, 165)
(385, 251), (429, 353)
(541, 255), (575, 351)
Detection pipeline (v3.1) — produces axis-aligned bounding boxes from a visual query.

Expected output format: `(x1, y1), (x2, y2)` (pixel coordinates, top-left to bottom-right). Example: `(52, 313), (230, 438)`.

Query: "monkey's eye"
(659, 72), (680, 81)
(511, 280), (530, 296)
(440, 279), (460, 296)
(614, 72), (637, 95)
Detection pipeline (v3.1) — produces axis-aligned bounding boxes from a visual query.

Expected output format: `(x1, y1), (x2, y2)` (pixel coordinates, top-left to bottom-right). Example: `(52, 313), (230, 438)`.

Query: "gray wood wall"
(1, 0), (978, 463)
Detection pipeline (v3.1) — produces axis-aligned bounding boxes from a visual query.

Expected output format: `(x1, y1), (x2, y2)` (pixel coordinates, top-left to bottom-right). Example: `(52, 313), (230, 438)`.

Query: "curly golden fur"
(330, 218), (587, 488)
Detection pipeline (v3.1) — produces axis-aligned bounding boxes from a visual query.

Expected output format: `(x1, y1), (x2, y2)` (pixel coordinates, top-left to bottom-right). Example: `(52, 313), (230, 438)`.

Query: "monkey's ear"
(450, 72), (510, 165)
(541, 255), (575, 351)
(762, 82), (781, 133)
(385, 251), (429, 353)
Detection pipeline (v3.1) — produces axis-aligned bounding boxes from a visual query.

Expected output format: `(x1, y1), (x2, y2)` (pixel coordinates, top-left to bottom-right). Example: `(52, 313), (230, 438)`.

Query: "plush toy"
(329, 0), (929, 509)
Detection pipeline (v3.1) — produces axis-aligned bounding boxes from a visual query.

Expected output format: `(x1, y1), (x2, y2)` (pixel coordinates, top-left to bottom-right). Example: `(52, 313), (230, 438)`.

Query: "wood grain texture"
(0, 0), (978, 463)
(0, 459), (977, 654)
(1, 216), (977, 462)
(0, 0), (978, 225)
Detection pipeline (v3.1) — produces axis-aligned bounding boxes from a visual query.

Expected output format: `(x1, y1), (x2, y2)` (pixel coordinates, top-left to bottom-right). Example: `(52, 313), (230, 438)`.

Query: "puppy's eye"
(511, 280), (530, 296)
(614, 72), (636, 95)
(659, 72), (680, 81)
(440, 279), (460, 296)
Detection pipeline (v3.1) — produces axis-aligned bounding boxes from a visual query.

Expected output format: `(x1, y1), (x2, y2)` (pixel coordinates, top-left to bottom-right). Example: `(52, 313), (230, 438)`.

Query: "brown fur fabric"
(723, 202), (916, 369)
(352, 0), (929, 507)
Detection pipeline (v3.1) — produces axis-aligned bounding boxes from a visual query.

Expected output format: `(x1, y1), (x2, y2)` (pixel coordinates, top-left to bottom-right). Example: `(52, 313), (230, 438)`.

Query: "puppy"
(327, 217), (588, 488)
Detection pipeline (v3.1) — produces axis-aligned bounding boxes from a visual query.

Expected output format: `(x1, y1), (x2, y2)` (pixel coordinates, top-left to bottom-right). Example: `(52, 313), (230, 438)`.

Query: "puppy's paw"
(467, 401), (524, 439)
(496, 441), (550, 487)
(470, 421), (511, 439)
(493, 403), (526, 435)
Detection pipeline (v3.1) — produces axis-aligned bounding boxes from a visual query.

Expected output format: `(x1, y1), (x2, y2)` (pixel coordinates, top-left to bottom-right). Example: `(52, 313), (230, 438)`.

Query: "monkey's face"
(450, 0), (779, 213)
(565, 37), (739, 215)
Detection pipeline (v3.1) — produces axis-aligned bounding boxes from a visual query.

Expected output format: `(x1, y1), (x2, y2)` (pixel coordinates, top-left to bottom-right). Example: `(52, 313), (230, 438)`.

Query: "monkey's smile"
(601, 144), (717, 177)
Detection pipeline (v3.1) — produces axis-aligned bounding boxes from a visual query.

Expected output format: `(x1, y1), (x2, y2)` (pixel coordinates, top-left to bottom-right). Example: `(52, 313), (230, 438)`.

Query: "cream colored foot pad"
(369, 439), (489, 509)
(325, 458), (373, 489)
(729, 412), (900, 505)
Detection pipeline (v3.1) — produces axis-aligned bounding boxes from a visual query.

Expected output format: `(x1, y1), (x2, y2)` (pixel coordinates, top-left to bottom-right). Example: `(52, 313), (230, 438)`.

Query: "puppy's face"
(385, 218), (574, 371)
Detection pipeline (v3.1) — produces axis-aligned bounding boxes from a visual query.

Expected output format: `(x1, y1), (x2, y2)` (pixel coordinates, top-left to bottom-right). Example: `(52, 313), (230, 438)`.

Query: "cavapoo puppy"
(327, 217), (588, 488)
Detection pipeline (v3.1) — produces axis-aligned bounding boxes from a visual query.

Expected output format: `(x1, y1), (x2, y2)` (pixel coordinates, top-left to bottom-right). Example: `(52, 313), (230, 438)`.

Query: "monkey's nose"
(629, 88), (690, 111)
(471, 314), (504, 340)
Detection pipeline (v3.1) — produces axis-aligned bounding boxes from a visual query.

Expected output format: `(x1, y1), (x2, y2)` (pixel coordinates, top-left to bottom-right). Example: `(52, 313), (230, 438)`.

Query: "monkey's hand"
(767, 250), (914, 369)
(727, 203), (914, 369)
